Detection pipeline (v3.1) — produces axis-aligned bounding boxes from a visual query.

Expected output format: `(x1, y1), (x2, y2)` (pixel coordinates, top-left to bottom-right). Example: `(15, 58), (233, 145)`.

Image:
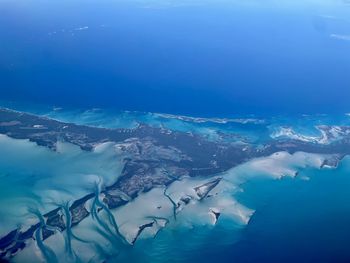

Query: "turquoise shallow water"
(152, 160), (349, 263)
(190, 158), (350, 263)
(110, 158), (350, 263)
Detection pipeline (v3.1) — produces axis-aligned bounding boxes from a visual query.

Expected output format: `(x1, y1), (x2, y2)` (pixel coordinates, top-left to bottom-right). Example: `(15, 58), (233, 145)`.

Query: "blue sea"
(1, 0), (350, 262)
(1, 0), (350, 116)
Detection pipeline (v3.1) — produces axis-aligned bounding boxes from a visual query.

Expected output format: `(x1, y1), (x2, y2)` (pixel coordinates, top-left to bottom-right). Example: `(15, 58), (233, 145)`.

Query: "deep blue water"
(1, 0), (350, 116)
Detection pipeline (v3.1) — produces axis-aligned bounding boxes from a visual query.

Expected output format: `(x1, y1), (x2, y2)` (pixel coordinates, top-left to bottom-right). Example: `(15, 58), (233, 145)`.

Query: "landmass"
(1, 108), (349, 261)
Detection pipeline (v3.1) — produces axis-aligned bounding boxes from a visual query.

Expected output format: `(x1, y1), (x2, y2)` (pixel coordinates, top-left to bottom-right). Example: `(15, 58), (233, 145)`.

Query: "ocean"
(1, 0), (350, 116)
(1, 0), (350, 262)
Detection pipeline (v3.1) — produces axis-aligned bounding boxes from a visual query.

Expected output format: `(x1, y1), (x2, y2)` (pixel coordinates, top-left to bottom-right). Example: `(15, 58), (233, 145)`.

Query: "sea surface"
(1, 0), (350, 116)
(1, 0), (350, 262)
